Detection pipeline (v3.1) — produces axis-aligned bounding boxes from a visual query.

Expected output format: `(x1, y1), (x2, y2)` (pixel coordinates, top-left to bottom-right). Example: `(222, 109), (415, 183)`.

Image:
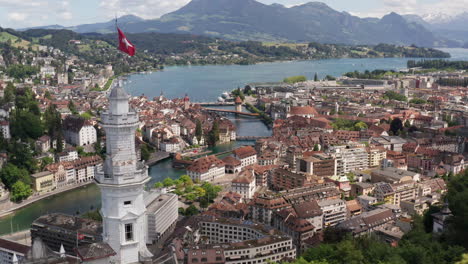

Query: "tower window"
(125, 224), (133, 241)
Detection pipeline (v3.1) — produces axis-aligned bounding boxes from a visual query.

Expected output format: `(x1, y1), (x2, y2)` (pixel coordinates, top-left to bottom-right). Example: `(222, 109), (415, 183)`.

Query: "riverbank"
(0, 181), (94, 219)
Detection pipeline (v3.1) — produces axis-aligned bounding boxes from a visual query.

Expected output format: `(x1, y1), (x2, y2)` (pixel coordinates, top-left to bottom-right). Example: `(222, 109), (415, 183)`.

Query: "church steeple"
(96, 80), (152, 263)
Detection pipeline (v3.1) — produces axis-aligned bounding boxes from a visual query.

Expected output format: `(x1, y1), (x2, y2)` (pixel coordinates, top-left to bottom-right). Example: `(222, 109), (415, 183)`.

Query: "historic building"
(95, 83), (153, 263)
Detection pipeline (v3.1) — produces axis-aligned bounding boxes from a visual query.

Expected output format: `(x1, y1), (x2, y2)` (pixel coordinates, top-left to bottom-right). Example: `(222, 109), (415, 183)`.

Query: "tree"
(185, 205), (199, 216)
(404, 120), (411, 128)
(446, 170), (468, 249)
(390, 118), (403, 135)
(68, 100), (78, 115)
(10, 181), (32, 202)
(140, 144), (151, 161)
(154, 182), (163, 188)
(195, 120), (203, 143)
(3, 82), (15, 103)
(7, 142), (37, 173)
(163, 177), (174, 187)
(313, 144), (320, 151)
(40, 157), (54, 170)
(185, 193), (197, 201)
(0, 163), (30, 189)
(207, 119), (220, 146)
(314, 72), (319, 82)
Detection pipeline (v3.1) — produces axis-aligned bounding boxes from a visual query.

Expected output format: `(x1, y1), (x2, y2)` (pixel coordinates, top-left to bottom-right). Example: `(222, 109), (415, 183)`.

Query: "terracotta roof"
(232, 169), (255, 184)
(222, 156), (241, 166)
(289, 106), (318, 116)
(187, 155), (225, 174)
(233, 146), (257, 159)
(292, 200), (322, 218)
(235, 96), (242, 104)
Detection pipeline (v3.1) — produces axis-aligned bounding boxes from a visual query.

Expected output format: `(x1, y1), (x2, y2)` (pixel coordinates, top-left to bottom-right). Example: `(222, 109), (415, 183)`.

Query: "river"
(1, 49), (467, 234)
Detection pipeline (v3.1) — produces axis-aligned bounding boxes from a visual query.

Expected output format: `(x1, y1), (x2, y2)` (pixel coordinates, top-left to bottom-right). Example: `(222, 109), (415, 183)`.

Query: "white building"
(95, 84), (153, 263)
(0, 238), (29, 264)
(231, 169), (256, 200)
(0, 120), (10, 140)
(145, 191), (178, 245)
(232, 146), (257, 168)
(328, 144), (369, 176)
(194, 217), (296, 264)
(159, 137), (182, 153)
(187, 155), (225, 182)
(40, 66), (56, 78)
(63, 115), (97, 146)
(318, 199), (347, 227)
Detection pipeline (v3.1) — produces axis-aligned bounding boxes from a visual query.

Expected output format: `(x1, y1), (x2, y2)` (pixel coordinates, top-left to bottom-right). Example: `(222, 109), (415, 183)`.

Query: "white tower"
(96, 82), (152, 263)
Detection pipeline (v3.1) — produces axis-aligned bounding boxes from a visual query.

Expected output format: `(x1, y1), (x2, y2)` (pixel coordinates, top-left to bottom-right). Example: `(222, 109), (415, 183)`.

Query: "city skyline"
(0, 0), (467, 29)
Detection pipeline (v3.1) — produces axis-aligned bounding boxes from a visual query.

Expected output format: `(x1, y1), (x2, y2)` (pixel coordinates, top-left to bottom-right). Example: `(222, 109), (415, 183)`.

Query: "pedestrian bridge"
(202, 108), (259, 117)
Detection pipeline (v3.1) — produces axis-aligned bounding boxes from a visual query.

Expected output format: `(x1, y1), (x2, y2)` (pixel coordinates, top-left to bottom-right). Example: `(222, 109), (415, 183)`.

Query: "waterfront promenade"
(0, 181), (93, 218)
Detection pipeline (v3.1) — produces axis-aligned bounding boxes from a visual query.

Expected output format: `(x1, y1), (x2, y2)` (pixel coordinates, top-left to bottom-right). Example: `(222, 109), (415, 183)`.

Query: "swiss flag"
(77, 233), (85, 240)
(117, 28), (135, 56)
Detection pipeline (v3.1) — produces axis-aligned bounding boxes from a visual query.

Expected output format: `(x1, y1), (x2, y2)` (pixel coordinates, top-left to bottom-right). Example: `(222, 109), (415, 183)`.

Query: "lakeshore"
(0, 181), (93, 219)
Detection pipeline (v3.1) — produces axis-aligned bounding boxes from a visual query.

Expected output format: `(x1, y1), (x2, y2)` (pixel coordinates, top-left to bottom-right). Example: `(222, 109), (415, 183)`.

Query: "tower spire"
(96, 80), (152, 263)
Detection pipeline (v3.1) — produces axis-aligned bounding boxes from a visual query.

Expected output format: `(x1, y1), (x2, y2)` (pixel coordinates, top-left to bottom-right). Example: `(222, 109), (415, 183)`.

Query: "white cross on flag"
(117, 27), (135, 56)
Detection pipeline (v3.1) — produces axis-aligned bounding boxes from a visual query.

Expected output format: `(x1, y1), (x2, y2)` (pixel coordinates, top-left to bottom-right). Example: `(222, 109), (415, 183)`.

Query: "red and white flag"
(77, 233), (85, 240)
(117, 27), (135, 56)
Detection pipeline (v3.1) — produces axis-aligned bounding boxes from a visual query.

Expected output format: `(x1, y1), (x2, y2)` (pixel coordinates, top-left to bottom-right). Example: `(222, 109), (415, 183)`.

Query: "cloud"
(1, 0), (74, 27)
(7, 12), (27, 22)
(99, 0), (191, 20)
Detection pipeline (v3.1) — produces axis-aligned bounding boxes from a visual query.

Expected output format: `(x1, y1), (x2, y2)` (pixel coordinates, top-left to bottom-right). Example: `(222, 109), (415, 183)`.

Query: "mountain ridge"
(14, 0), (445, 47)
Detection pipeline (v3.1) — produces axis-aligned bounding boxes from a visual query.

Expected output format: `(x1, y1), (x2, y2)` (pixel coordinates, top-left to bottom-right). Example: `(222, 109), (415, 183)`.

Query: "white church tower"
(95, 82), (153, 263)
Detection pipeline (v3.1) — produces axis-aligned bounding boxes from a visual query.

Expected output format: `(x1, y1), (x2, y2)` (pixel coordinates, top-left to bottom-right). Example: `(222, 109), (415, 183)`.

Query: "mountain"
(403, 13), (468, 46)
(17, 0), (440, 46)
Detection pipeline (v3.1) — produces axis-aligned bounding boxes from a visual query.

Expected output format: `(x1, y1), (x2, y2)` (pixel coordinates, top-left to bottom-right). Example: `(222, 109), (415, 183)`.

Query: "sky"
(0, 0), (467, 29)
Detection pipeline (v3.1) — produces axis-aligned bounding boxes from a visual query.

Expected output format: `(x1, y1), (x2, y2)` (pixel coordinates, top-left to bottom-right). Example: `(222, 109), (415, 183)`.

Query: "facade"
(317, 199), (347, 227)
(328, 145), (369, 176)
(297, 153), (336, 177)
(196, 217), (296, 264)
(31, 171), (56, 193)
(232, 146), (257, 168)
(272, 209), (315, 254)
(145, 192), (178, 245)
(30, 213), (102, 255)
(231, 169), (256, 200)
(222, 156), (242, 174)
(270, 168), (314, 191)
(95, 84), (153, 263)
(159, 137), (182, 153)
(0, 238), (29, 264)
(187, 155), (225, 182)
(367, 146), (387, 167)
(0, 120), (10, 139)
(63, 115), (97, 146)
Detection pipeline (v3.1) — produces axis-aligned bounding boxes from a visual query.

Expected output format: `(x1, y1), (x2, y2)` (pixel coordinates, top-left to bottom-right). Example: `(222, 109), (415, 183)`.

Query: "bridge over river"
(202, 107), (259, 117)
